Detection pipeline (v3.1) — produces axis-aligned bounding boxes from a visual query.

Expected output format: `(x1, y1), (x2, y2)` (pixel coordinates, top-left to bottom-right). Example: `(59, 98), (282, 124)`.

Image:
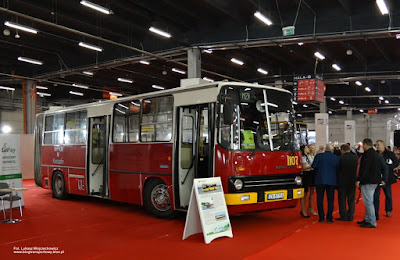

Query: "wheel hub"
(151, 184), (171, 212)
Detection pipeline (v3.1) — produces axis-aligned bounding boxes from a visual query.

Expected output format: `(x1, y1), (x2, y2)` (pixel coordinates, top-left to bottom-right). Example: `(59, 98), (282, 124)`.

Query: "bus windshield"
(218, 85), (298, 151)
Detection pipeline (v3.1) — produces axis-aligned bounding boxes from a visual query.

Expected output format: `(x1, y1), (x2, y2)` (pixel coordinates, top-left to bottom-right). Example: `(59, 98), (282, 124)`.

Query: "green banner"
(0, 173), (22, 180)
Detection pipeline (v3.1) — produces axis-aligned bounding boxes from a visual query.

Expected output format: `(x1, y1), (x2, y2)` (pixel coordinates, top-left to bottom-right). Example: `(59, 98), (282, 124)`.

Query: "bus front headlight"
(295, 176), (302, 185)
(234, 179), (243, 190)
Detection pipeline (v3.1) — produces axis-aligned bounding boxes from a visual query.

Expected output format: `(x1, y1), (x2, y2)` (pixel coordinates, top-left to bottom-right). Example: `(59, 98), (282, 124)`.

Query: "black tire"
(52, 171), (68, 200)
(143, 178), (175, 219)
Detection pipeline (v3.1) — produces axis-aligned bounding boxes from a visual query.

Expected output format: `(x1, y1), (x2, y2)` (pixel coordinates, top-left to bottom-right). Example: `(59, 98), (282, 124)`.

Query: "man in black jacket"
(336, 144), (358, 221)
(375, 140), (399, 218)
(356, 138), (382, 228)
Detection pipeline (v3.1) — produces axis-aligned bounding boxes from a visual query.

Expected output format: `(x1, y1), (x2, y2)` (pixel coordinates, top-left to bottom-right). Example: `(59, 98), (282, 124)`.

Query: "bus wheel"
(52, 171), (68, 200)
(144, 179), (175, 219)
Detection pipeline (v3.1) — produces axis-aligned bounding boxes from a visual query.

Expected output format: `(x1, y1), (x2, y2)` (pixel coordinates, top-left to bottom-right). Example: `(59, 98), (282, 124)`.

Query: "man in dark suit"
(336, 144), (358, 221)
(312, 144), (339, 223)
(375, 140), (397, 218)
(356, 138), (382, 228)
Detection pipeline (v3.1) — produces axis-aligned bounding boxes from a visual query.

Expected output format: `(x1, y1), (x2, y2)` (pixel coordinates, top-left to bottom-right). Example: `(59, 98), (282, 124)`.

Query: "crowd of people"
(299, 139), (399, 228)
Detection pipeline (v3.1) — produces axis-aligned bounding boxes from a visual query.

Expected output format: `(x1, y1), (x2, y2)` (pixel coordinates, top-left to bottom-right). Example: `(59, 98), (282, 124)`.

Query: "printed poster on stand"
(182, 177), (233, 244)
(0, 134), (24, 209)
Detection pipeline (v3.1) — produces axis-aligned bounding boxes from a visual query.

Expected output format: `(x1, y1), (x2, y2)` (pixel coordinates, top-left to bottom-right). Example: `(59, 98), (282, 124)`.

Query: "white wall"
(302, 112), (397, 146)
(1, 110), (24, 134)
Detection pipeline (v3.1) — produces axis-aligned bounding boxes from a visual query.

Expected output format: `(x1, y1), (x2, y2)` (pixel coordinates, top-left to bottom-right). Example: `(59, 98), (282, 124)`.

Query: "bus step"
(91, 192), (102, 196)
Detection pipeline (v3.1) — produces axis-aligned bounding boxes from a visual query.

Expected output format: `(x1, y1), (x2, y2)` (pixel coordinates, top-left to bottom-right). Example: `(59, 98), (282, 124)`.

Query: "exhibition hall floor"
(1, 180), (400, 259)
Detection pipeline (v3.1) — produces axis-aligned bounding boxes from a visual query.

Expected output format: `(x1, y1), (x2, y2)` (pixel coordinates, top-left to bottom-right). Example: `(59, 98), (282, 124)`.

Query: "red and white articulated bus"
(34, 81), (304, 218)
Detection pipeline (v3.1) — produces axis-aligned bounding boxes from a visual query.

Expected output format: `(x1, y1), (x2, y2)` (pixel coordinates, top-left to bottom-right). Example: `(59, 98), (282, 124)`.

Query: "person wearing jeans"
(312, 144), (339, 223)
(356, 138), (383, 228)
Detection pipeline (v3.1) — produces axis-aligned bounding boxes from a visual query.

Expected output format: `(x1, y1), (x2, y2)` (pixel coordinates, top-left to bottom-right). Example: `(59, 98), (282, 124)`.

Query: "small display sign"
(183, 177), (233, 244)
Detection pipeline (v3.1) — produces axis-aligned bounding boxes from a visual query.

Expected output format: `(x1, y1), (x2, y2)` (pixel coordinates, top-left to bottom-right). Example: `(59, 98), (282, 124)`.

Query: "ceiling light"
(203, 77), (214, 82)
(339, 100), (345, 104)
(254, 11), (273, 26)
(231, 58), (244, 65)
(36, 85), (48, 90)
(204, 49), (213, 54)
(379, 96), (384, 100)
(109, 92), (122, 96)
(118, 103), (128, 109)
(4, 21), (38, 34)
(37, 92), (51, 97)
(172, 68), (186, 75)
(69, 91), (84, 96)
(83, 71), (94, 76)
(149, 27), (172, 38)
(0, 86), (15, 91)
(330, 97), (336, 101)
(139, 60), (150, 65)
(80, 0), (113, 15)
(365, 87), (371, 92)
(152, 85), (165, 90)
(78, 42), (103, 52)
(72, 83), (89, 89)
(396, 34), (400, 39)
(2, 125), (11, 134)
(17, 56), (43, 65)
(298, 42), (304, 46)
(314, 52), (325, 60)
(360, 109), (364, 113)
(297, 114), (302, 117)
(328, 111), (332, 114)
(355, 81), (362, 86)
(376, 0), (389, 15)
(385, 100), (389, 104)
(257, 68), (268, 75)
(303, 104), (308, 108)
(117, 78), (133, 83)
(332, 64), (341, 71)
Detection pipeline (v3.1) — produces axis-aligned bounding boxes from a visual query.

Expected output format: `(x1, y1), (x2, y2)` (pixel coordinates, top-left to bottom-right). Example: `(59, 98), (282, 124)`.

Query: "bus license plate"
(267, 192), (284, 200)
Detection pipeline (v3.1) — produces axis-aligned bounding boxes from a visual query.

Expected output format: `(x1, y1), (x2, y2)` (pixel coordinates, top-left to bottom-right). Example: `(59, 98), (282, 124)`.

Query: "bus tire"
(143, 178), (175, 219)
(52, 171), (68, 200)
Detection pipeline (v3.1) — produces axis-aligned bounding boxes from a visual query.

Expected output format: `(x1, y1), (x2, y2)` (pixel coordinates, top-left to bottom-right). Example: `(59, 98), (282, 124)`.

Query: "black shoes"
(318, 219), (324, 223)
(360, 222), (376, 228)
(327, 219), (334, 223)
(357, 220), (367, 225)
(300, 211), (310, 218)
(335, 217), (347, 221)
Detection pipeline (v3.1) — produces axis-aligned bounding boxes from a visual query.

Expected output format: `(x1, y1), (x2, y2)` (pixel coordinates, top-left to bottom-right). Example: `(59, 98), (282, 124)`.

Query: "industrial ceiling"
(0, 0), (400, 116)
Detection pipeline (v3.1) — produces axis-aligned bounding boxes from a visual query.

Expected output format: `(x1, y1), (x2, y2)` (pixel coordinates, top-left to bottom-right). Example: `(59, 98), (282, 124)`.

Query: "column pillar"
(319, 97), (326, 113)
(187, 47), (201, 78)
(23, 80), (36, 134)
(315, 113), (329, 150)
(344, 109), (355, 145)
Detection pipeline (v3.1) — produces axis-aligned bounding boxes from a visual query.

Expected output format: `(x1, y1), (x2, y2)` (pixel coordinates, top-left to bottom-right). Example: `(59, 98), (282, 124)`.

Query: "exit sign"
(282, 26), (295, 36)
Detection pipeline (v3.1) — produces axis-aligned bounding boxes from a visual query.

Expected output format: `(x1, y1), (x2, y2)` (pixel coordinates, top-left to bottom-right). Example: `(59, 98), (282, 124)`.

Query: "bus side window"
(141, 96), (173, 142)
(92, 124), (105, 164)
(113, 100), (140, 143)
(44, 114), (64, 145)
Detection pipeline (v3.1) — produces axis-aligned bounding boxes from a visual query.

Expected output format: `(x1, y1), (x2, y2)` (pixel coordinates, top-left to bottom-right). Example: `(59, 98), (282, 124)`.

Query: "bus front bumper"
(224, 188), (304, 206)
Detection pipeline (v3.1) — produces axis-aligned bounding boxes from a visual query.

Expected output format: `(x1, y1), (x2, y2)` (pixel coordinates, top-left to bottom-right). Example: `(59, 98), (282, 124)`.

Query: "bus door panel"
(178, 107), (197, 207)
(197, 104), (214, 179)
(88, 116), (109, 198)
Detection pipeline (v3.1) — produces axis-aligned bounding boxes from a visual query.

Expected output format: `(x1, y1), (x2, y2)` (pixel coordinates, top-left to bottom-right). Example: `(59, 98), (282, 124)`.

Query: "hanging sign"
(368, 109), (377, 115)
(0, 134), (24, 209)
(293, 74), (325, 103)
(182, 177), (233, 244)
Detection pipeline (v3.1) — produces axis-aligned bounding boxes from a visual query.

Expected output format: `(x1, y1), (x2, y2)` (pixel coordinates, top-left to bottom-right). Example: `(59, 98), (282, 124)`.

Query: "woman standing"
(300, 145), (317, 217)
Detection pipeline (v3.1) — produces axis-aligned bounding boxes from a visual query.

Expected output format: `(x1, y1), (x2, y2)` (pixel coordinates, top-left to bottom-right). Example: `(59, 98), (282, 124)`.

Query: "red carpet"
(1, 180), (400, 259)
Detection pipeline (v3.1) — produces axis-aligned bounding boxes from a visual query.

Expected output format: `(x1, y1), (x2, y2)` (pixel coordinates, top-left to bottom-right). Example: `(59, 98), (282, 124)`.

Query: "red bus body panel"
(109, 143), (173, 207)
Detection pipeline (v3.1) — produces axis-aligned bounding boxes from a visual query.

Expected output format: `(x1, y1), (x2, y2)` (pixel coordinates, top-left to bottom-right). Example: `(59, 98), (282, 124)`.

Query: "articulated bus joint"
(224, 188), (304, 206)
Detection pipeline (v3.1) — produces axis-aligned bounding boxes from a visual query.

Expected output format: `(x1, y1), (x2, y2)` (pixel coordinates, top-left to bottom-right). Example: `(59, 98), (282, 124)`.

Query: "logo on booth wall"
(2, 143), (16, 153)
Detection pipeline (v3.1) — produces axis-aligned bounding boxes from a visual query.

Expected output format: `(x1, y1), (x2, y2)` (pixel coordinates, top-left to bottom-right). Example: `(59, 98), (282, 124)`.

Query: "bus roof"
(39, 81), (293, 115)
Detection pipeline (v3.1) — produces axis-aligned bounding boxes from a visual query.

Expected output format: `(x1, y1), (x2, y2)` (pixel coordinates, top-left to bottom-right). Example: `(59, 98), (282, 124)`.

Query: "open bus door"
(176, 104), (215, 208)
(88, 116), (110, 198)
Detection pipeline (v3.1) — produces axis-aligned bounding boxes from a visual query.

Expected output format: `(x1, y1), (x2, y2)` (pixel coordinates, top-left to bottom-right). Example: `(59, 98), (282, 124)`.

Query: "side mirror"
(223, 101), (233, 125)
